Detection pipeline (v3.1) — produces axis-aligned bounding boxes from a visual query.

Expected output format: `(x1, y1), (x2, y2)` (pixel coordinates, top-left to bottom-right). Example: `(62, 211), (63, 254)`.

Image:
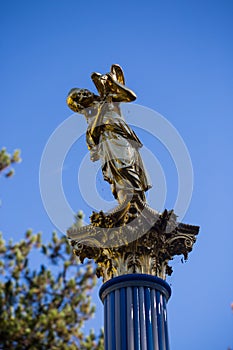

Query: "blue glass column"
(99, 274), (171, 350)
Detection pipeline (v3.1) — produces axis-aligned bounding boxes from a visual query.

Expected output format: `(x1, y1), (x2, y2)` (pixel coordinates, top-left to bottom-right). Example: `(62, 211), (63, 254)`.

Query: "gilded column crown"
(68, 205), (199, 283)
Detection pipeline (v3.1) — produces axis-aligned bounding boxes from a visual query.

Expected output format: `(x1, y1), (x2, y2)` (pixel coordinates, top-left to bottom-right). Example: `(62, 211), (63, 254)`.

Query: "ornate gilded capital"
(67, 204), (199, 283)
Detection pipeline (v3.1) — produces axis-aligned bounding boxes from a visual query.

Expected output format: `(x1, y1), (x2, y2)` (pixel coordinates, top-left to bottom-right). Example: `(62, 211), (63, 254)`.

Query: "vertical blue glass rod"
(162, 295), (170, 350)
(133, 287), (140, 350)
(144, 287), (153, 349)
(106, 294), (112, 349)
(99, 274), (171, 350)
(151, 289), (159, 350)
(120, 287), (127, 350)
(104, 297), (108, 350)
(115, 289), (121, 350)
(156, 290), (163, 350)
(110, 292), (116, 350)
(126, 287), (135, 350)
(139, 286), (147, 349)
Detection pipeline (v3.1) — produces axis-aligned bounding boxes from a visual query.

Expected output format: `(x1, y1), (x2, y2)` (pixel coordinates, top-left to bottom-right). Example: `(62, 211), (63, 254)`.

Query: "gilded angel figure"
(66, 64), (151, 206)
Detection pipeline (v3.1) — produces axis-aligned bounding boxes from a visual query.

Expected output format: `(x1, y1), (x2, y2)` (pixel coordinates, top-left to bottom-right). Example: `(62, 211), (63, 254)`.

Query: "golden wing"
(110, 64), (125, 85)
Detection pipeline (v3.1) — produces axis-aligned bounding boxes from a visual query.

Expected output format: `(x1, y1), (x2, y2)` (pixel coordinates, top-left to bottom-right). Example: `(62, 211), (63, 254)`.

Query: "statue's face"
(66, 88), (95, 112)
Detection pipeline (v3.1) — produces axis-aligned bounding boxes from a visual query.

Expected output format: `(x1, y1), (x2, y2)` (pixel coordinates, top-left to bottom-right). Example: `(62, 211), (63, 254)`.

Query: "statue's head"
(66, 88), (97, 113)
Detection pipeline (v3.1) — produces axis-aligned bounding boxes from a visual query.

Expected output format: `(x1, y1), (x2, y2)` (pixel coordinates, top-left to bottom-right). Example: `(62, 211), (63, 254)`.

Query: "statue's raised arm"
(91, 64), (136, 102)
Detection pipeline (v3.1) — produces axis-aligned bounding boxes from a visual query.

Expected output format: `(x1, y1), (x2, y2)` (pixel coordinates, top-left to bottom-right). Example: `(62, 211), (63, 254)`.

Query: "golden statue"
(67, 64), (151, 206)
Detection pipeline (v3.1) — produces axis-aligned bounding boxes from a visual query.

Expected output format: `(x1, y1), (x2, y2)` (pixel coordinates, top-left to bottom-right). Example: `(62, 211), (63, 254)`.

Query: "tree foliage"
(0, 148), (21, 178)
(0, 231), (103, 350)
(0, 147), (103, 349)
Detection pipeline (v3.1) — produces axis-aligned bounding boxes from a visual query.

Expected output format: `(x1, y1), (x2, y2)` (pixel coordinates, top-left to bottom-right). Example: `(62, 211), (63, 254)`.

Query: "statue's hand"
(104, 73), (136, 102)
(90, 152), (100, 162)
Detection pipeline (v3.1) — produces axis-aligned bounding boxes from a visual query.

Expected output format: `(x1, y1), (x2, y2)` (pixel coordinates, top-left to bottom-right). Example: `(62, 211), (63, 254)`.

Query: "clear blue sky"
(1, 0), (233, 349)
